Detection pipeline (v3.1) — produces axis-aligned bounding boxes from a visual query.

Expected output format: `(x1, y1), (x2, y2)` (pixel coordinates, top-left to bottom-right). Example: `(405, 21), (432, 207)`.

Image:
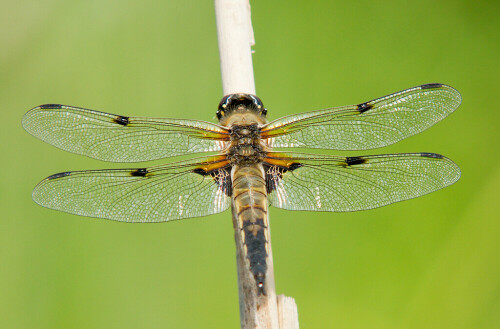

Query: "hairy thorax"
(225, 113), (268, 166)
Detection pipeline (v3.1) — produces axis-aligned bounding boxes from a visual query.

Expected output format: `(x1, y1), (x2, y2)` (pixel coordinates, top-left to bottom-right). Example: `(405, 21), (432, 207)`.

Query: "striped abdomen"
(231, 164), (269, 295)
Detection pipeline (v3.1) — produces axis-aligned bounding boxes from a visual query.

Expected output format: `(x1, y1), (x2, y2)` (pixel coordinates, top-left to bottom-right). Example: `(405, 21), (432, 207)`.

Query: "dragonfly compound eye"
(217, 94), (265, 121)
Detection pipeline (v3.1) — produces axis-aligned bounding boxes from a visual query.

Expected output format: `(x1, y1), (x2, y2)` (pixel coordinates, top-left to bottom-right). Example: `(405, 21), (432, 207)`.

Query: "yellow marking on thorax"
(221, 112), (267, 127)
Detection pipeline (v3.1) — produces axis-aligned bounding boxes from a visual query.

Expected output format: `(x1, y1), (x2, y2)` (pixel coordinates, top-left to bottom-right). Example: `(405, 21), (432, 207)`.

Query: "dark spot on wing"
(264, 162), (302, 193)
(193, 166), (233, 196)
(113, 115), (129, 126)
(420, 152), (444, 159)
(47, 172), (71, 180)
(130, 168), (148, 177)
(192, 168), (207, 176)
(345, 156), (367, 166)
(289, 163), (303, 171)
(39, 104), (62, 109)
(357, 102), (373, 113)
(420, 83), (443, 90)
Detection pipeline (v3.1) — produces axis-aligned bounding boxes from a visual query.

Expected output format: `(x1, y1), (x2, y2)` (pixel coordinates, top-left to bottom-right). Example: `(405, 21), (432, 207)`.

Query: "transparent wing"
(32, 156), (232, 222)
(22, 105), (230, 162)
(264, 152), (460, 212)
(261, 84), (461, 150)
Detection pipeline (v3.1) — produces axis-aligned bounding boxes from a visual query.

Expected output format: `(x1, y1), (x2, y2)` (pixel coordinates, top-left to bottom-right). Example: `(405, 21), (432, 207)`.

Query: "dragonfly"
(23, 83), (461, 295)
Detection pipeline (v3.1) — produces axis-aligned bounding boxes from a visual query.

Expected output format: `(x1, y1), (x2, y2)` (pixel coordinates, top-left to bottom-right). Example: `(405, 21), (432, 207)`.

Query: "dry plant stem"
(215, 0), (299, 328)
(215, 0), (256, 95)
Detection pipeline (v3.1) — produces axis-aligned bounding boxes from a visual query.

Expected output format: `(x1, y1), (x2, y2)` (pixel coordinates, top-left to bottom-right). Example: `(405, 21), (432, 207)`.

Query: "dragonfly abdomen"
(231, 164), (269, 295)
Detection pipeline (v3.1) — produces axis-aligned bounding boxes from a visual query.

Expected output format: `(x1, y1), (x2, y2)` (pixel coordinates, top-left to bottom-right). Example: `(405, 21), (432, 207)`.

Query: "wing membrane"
(262, 84), (461, 150)
(22, 105), (229, 162)
(264, 152), (460, 212)
(32, 156), (232, 222)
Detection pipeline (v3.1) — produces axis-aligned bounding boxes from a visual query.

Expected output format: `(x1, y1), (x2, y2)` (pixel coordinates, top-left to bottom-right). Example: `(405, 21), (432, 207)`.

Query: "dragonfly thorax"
(227, 124), (266, 165)
(229, 124), (260, 140)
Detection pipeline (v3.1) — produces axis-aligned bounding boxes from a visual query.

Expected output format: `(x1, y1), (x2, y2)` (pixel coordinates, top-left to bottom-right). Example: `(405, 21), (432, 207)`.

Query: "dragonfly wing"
(264, 152), (460, 212)
(261, 84), (461, 150)
(32, 156), (232, 222)
(22, 105), (229, 162)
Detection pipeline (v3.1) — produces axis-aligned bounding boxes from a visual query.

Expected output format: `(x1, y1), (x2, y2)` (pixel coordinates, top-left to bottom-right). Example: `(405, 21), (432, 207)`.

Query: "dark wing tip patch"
(130, 168), (148, 177)
(47, 171), (71, 180)
(345, 156), (368, 166)
(39, 104), (63, 109)
(420, 83), (443, 90)
(419, 152), (444, 159)
(113, 115), (130, 126)
(357, 102), (373, 113)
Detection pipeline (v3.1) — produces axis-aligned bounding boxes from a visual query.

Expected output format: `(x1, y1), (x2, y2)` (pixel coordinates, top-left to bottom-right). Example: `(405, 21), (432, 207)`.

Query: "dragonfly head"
(217, 94), (267, 123)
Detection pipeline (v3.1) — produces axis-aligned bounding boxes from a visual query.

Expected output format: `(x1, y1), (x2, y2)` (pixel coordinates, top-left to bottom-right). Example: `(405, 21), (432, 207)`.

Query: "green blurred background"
(1, 1), (499, 328)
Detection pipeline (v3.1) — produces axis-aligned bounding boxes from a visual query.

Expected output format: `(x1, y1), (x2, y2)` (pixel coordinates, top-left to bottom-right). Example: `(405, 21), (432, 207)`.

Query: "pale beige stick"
(215, 0), (256, 95)
(215, 0), (299, 328)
